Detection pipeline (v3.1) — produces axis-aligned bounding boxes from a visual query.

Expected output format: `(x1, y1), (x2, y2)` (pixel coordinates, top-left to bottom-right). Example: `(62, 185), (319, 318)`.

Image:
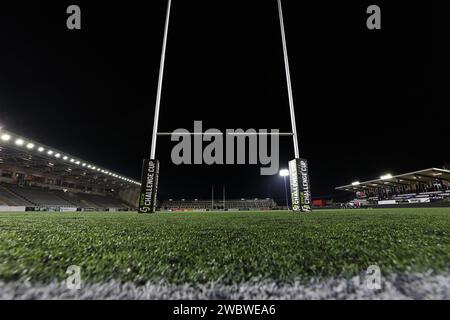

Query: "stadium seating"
(0, 183), (130, 209)
(354, 190), (450, 207)
(7, 186), (75, 207)
(0, 185), (33, 206)
(72, 193), (129, 209)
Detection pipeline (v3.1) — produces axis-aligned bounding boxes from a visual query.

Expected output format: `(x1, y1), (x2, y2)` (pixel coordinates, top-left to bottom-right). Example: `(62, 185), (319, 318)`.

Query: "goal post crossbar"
(156, 132), (295, 136)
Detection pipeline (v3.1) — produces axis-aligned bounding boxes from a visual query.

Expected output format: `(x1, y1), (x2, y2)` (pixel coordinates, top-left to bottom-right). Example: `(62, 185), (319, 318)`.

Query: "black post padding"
(138, 159), (160, 213)
(289, 158), (312, 212)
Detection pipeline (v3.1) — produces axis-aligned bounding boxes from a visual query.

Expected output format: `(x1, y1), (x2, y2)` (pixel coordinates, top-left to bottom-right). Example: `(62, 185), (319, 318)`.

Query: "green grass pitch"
(0, 208), (449, 285)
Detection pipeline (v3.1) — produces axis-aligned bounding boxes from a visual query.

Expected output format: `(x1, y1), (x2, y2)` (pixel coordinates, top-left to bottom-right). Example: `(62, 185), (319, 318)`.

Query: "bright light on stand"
(279, 169), (289, 177)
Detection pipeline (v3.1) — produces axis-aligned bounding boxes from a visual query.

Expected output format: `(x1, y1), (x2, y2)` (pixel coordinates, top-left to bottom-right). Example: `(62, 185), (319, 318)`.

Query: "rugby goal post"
(138, 0), (312, 213)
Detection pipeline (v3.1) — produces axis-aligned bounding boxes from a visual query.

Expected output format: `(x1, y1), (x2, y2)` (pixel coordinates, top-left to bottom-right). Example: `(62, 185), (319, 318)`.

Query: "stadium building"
(336, 168), (450, 208)
(160, 198), (277, 211)
(0, 129), (140, 212)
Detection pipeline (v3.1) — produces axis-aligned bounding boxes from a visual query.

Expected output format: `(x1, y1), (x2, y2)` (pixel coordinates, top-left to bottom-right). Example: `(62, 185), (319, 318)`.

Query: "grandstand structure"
(161, 198), (277, 211)
(336, 168), (450, 207)
(0, 128), (140, 211)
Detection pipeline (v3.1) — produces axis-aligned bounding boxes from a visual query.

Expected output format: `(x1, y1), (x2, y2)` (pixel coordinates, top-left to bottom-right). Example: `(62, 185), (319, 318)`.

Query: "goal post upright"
(151, 0), (172, 161)
(277, 0), (312, 212)
(277, 0), (300, 159)
(139, 0), (172, 213)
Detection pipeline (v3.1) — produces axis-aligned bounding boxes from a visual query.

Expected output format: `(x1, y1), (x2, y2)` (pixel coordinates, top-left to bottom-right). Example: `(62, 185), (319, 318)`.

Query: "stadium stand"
(0, 184), (33, 206)
(71, 193), (129, 209)
(336, 168), (450, 207)
(0, 128), (140, 211)
(161, 198), (277, 211)
(7, 185), (74, 207)
(0, 182), (131, 210)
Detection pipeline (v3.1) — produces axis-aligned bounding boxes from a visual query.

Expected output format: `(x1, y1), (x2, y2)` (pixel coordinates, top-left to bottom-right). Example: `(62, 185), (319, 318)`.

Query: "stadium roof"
(0, 128), (141, 187)
(336, 168), (450, 192)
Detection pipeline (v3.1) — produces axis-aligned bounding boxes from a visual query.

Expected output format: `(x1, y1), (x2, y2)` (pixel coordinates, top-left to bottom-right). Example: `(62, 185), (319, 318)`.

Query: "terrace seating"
(74, 193), (129, 209)
(0, 185), (33, 206)
(8, 186), (74, 207)
(0, 183), (129, 209)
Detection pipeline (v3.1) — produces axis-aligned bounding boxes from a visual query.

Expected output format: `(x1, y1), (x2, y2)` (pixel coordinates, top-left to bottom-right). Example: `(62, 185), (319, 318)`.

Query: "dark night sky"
(0, 1), (443, 202)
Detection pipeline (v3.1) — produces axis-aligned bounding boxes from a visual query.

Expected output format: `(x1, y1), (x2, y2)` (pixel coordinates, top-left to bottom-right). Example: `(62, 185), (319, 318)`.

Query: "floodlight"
(82, 163), (86, 167)
(55, 153), (61, 158)
(75, 161), (80, 165)
(351, 181), (360, 186)
(15, 139), (24, 146)
(47, 150), (54, 155)
(279, 169), (290, 210)
(26, 143), (35, 149)
(380, 174), (393, 180)
(1, 134), (11, 141)
(38, 147), (45, 152)
(70, 159), (75, 163)
(63, 156), (68, 160)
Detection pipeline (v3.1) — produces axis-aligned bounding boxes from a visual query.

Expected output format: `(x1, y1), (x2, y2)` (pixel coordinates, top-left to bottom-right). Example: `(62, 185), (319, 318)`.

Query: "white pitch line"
(1, 273), (449, 300)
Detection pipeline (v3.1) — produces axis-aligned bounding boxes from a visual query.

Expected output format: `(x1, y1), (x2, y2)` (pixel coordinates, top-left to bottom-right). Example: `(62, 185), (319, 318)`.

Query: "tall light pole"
(279, 169), (290, 210)
(223, 184), (226, 211)
(211, 184), (214, 211)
